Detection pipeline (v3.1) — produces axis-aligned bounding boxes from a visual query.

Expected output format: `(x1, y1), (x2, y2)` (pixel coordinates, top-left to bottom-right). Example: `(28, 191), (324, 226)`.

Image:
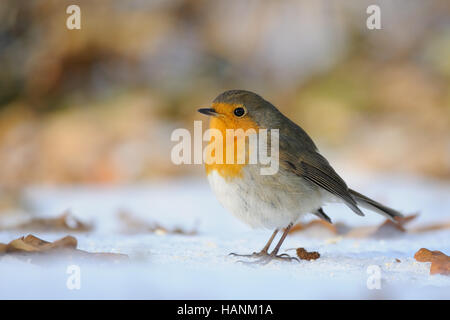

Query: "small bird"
(198, 90), (403, 263)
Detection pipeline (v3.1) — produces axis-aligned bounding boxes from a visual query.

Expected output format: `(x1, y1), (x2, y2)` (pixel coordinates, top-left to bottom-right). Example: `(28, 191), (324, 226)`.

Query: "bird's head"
(198, 90), (279, 131)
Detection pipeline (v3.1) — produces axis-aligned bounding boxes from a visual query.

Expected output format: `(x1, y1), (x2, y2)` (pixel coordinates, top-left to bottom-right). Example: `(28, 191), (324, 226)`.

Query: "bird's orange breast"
(205, 103), (260, 180)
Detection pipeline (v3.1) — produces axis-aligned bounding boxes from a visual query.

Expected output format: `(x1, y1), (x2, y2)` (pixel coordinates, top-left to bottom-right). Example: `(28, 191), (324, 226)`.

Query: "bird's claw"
(228, 251), (267, 258)
(230, 252), (299, 265)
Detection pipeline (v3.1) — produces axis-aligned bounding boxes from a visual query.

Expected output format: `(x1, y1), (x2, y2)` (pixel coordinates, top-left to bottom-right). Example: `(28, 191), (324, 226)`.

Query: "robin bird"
(198, 90), (403, 263)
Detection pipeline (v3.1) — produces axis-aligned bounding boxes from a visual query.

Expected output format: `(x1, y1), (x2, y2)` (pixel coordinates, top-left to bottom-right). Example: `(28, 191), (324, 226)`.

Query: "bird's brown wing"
(280, 140), (364, 216)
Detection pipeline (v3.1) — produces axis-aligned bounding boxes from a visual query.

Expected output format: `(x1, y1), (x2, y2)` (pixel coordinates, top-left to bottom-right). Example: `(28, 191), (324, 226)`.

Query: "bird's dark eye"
(233, 107), (246, 117)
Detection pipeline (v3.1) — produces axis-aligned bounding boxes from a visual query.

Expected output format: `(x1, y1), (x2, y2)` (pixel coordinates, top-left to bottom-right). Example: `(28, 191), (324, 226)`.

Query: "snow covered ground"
(0, 172), (449, 299)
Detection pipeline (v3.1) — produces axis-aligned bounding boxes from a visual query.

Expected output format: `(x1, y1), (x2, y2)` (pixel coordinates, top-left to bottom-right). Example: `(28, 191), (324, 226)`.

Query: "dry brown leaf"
(414, 248), (450, 276)
(371, 214), (418, 238)
(1, 211), (92, 232)
(296, 248), (320, 261)
(345, 214), (418, 239)
(344, 226), (378, 238)
(410, 221), (450, 234)
(0, 234), (127, 263)
(289, 220), (337, 235)
(393, 214), (419, 226)
(118, 210), (197, 235)
(371, 221), (406, 238)
(290, 215), (422, 239)
(0, 243), (8, 253)
(5, 234), (77, 253)
(291, 214), (448, 240)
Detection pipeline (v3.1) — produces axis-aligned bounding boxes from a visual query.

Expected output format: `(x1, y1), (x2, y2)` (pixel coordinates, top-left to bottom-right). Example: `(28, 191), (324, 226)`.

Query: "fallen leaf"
(344, 226), (379, 238)
(118, 210), (197, 235)
(0, 234), (127, 263)
(414, 248), (450, 276)
(289, 220), (337, 235)
(410, 221), (450, 233)
(346, 214), (418, 239)
(296, 248), (320, 261)
(292, 214), (449, 240)
(5, 234), (77, 253)
(0, 243), (8, 253)
(1, 210), (92, 232)
(371, 214), (418, 238)
(393, 214), (419, 226)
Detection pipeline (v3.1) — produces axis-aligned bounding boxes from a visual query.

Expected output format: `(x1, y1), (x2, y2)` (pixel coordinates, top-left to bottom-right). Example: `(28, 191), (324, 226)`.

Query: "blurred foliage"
(0, 0), (449, 196)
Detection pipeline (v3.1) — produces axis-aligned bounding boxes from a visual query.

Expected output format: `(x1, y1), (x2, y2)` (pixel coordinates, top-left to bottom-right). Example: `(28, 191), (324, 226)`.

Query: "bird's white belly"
(207, 167), (324, 229)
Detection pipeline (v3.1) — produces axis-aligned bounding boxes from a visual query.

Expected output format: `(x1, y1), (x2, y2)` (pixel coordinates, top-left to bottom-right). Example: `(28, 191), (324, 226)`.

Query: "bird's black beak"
(197, 108), (218, 116)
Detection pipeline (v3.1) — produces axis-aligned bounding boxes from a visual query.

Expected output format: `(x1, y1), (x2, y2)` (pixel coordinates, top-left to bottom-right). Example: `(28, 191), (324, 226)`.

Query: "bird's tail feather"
(349, 189), (403, 221)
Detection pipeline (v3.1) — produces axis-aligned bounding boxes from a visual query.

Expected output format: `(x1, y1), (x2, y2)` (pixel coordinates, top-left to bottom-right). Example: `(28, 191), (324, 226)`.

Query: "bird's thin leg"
(269, 223), (293, 256)
(239, 223), (299, 264)
(229, 229), (278, 258)
(259, 228), (279, 254)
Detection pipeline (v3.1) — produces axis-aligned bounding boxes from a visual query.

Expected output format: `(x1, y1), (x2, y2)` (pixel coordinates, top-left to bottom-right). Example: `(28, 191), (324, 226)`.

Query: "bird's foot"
(228, 250), (268, 258)
(232, 252), (299, 265)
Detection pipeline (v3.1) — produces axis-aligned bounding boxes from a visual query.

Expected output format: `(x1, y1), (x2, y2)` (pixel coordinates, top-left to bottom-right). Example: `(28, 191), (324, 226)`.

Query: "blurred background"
(0, 0), (449, 209)
(1, 0), (450, 300)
